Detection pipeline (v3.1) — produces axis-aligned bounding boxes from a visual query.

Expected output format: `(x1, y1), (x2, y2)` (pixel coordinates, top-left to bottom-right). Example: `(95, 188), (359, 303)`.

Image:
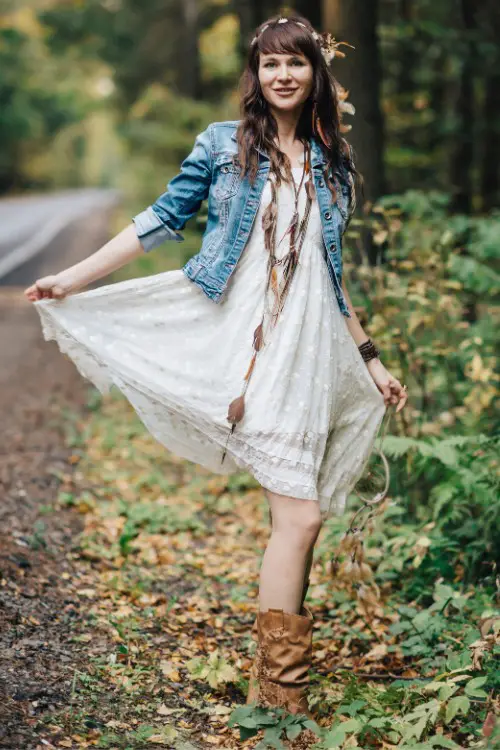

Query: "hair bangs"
(256, 21), (318, 61)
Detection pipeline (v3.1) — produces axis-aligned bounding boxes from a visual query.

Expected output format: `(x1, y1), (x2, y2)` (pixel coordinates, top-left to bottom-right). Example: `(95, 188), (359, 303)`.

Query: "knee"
(276, 506), (322, 549)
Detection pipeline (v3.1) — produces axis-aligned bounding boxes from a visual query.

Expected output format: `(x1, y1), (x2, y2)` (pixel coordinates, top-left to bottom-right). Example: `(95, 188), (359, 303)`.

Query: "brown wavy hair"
(236, 13), (357, 199)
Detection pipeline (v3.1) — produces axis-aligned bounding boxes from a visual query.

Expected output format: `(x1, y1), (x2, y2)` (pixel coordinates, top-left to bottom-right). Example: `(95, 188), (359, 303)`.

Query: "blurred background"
(1, 0), (499, 577)
(2, 0), (500, 207)
(0, 6), (499, 743)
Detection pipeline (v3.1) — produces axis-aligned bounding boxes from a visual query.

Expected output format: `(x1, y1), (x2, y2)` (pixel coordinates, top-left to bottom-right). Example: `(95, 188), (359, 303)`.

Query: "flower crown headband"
(250, 17), (353, 66)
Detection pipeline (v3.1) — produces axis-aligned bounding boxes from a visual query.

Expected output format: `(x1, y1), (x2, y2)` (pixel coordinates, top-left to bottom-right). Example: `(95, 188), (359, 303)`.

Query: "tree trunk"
(176, 0), (201, 98)
(428, 50), (449, 153)
(449, 0), (477, 214)
(294, 0), (322, 28)
(396, 0), (416, 98)
(479, 1), (500, 212)
(233, 0), (282, 61)
(480, 71), (500, 212)
(324, 0), (386, 204)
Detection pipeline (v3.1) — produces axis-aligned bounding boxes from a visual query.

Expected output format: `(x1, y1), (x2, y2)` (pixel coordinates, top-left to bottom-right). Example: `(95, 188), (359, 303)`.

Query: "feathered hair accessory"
(251, 18), (354, 66)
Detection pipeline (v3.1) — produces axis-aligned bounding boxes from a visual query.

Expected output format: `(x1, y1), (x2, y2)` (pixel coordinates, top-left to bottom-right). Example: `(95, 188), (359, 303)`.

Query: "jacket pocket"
(213, 153), (241, 201)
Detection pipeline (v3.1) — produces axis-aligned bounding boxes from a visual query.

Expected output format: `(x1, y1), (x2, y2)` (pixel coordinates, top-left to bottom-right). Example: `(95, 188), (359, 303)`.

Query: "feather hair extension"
(253, 321), (264, 351)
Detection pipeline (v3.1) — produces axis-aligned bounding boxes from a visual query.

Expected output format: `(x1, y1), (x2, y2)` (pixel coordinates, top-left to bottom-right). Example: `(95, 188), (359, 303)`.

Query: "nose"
(277, 64), (292, 82)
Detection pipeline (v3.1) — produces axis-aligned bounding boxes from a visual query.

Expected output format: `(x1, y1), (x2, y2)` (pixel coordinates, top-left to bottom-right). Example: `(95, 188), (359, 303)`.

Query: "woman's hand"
(366, 358), (408, 413)
(24, 274), (72, 302)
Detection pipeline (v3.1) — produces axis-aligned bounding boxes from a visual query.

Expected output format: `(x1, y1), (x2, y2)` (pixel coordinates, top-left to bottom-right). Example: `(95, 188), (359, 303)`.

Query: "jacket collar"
(230, 130), (327, 167)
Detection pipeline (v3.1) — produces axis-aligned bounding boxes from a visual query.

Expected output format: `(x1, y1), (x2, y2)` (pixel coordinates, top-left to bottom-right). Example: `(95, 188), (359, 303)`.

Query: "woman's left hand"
(366, 358), (408, 413)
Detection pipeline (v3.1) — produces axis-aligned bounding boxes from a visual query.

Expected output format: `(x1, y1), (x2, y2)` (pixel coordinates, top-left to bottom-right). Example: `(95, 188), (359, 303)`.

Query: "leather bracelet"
(358, 338), (380, 363)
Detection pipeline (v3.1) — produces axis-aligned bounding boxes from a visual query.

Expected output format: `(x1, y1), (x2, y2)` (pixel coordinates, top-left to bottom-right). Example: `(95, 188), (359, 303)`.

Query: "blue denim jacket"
(132, 120), (353, 317)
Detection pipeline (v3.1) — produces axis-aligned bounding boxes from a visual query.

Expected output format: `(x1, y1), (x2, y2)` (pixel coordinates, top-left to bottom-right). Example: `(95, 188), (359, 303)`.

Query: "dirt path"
(0, 213), (115, 750)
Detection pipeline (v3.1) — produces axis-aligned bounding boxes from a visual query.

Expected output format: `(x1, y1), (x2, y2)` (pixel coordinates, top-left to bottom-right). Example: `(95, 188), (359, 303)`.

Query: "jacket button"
(324, 210), (332, 220)
(222, 166), (229, 173)
(318, 179), (325, 187)
(330, 243), (336, 251)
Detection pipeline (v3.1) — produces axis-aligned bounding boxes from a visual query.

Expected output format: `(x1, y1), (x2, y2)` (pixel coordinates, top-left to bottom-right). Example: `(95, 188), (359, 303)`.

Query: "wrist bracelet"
(358, 338), (380, 363)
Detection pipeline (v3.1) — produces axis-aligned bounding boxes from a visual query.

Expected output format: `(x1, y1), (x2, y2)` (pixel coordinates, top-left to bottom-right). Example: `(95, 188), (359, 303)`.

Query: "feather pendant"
(287, 211), (299, 237)
(281, 252), (298, 299)
(243, 352), (257, 381)
(227, 394), (245, 424)
(289, 211), (298, 247)
(276, 210), (299, 249)
(253, 321), (264, 352)
(306, 177), (315, 201)
(221, 422), (236, 466)
(271, 266), (279, 299)
(316, 114), (331, 149)
(262, 202), (277, 232)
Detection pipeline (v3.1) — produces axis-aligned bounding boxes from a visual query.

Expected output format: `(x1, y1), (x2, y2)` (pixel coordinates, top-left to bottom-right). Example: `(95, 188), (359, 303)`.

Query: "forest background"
(1, 0), (499, 748)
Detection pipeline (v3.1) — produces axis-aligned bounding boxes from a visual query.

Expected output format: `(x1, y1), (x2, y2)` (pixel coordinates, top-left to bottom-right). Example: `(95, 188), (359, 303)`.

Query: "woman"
(25, 14), (407, 727)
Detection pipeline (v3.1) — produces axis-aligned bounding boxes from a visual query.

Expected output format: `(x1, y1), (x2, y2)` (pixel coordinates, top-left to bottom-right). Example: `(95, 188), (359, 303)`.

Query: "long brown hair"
(236, 13), (356, 197)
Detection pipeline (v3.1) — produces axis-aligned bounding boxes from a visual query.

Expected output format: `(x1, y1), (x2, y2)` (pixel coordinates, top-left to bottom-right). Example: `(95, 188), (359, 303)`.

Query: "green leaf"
(240, 726), (259, 740)
(445, 696), (470, 723)
(285, 724), (303, 740)
(262, 726), (286, 749)
(322, 724), (346, 748)
(464, 676), (488, 699)
(429, 736), (462, 748)
(339, 718), (361, 733)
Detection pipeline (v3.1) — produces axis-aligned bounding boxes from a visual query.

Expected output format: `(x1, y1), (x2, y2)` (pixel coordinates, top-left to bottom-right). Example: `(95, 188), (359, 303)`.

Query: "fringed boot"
(254, 606), (314, 717)
(247, 576), (310, 706)
(249, 606), (320, 749)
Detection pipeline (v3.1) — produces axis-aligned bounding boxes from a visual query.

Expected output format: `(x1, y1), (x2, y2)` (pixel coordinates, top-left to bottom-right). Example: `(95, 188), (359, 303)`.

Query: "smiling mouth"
(274, 88), (298, 93)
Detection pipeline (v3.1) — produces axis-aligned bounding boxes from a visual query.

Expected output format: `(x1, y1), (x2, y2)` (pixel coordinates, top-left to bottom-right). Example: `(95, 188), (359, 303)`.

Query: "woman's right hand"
(24, 274), (71, 302)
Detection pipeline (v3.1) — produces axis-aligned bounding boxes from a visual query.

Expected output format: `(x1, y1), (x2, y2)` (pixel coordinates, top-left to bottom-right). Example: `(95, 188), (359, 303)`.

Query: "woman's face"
(258, 51), (314, 114)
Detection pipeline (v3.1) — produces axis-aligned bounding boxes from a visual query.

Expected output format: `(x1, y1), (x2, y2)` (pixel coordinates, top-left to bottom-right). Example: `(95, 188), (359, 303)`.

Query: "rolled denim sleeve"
(133, 124), (213, 252)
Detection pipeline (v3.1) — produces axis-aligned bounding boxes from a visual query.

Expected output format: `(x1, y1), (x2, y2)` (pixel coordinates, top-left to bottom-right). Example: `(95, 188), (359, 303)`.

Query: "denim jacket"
(132, 120), (353, 317)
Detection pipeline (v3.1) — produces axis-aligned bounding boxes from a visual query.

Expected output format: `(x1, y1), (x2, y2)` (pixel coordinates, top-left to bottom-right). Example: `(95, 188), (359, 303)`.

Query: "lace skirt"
(35, 230), (386, 520)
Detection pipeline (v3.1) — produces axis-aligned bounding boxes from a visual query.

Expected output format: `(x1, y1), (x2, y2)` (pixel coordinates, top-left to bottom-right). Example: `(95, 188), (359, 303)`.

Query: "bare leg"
(301, 546), (314, 604)
(259, 488), (322, 614)
(268, 506), (314, 608)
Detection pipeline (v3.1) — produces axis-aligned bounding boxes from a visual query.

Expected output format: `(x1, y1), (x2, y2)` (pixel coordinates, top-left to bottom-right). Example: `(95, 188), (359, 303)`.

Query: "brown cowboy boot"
(247, 576), (310, 705)
(249, 606), (315, 720)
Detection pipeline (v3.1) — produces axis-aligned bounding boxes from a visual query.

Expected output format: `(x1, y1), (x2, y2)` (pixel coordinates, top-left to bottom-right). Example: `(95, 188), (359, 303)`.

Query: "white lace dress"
(35, 167), (386, 520)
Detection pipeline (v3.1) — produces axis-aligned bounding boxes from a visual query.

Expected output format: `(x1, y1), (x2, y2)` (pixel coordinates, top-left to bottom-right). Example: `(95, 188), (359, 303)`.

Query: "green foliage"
(0, 23), (86, 190)
(228, 704), (322, 748)
(342, 191), (499, 590)
(346, 190), (499, 439)
(117, 497), (208, 555)
(185, 649), (238, 689)
(377, 433), (500, 585)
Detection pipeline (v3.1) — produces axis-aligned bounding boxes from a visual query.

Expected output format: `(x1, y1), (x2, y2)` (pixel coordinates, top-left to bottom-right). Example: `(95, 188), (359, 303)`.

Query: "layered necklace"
(221, 141), (314, 465)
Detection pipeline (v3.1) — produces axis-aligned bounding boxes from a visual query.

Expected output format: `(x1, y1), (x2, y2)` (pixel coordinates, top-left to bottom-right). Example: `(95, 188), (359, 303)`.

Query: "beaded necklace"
(221, 141), (314, 465)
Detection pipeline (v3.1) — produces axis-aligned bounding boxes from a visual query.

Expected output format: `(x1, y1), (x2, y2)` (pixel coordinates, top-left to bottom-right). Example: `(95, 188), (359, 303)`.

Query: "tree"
(449, 0), (477, 214)
(233, 0), (282, 61)
(40, 0), (204, 107)
(294, 0), (322, 28)
(479, 1), (500, 212)
(324, 0), (386, 204)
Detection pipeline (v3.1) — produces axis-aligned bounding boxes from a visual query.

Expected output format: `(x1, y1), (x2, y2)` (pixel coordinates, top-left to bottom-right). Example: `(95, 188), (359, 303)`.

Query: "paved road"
(0, 188), (120, 282)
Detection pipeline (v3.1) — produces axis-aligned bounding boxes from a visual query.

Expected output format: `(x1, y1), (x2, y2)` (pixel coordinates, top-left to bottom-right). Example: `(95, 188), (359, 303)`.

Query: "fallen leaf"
(156, 704), (184, 716)
(482, 711), (497, 738)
